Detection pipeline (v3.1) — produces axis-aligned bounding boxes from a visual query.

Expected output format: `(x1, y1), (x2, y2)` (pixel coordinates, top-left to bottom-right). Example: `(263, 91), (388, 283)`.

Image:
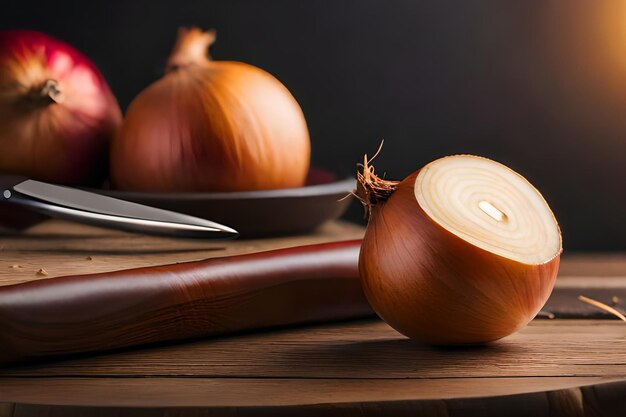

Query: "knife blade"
(2, 179), (238, 239)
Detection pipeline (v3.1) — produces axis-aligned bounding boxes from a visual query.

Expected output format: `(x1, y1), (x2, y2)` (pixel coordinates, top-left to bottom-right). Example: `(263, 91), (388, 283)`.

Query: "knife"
(1, 179), (238, 239)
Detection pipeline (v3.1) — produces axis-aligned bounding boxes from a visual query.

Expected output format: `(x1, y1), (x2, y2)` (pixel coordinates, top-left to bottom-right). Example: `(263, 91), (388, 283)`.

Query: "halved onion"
(358, 155), (562, 344)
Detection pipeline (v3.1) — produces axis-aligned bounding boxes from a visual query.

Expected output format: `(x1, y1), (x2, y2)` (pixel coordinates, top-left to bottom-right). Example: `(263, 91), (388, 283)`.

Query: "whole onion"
(357, 152), (562, 344)
(0, 30), (122, 185)
(111, 28), (310, 192)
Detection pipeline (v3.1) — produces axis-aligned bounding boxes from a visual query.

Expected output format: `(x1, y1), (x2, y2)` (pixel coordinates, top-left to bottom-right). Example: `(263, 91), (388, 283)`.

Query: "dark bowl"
(92, 169), (355, 237)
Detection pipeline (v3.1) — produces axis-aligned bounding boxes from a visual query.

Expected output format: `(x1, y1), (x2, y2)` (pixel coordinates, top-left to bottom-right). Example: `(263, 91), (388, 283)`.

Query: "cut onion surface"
(415, 155), (561, 265)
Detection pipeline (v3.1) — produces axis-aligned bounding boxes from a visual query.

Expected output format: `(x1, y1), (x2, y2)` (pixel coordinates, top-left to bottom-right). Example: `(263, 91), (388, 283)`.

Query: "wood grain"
(2, 220), (626, 320)
(0, 220), (366, 287)
(2, 319), (626, 379)
(0, 239), (372, 363)
(0, 376), (618, 407)
(2, 220), (626, 415)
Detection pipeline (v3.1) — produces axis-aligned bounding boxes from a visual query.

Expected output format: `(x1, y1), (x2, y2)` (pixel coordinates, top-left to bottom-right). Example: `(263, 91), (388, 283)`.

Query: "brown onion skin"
(0, 30), (122, 185)
(110, 28), (310, 192)
(358, 171), (561, 345)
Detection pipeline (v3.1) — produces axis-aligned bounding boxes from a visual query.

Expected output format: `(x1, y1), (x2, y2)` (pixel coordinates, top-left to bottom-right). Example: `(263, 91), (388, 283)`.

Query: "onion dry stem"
(354, 141), (399, 217)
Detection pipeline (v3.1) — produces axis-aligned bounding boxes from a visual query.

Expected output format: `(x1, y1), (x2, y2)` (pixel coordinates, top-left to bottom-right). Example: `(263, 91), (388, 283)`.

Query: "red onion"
(0, 30), (121, 185)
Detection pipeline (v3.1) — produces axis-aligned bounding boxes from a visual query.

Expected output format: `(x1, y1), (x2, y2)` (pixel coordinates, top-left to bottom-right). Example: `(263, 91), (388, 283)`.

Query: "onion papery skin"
(0, 30), (122, 185)
(110, 28), (310, 192)
(358, 171), (561, 345)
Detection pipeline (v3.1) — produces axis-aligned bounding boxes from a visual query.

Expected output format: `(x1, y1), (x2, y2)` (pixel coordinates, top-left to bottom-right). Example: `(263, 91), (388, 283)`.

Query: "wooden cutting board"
(2, 220), (625, 319)
(2, 220), (626, 416)
(0, 220), (367, 286)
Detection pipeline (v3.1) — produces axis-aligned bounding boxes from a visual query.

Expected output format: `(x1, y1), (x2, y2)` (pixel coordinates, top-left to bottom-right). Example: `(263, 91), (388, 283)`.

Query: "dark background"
(3, 0), (626, 250)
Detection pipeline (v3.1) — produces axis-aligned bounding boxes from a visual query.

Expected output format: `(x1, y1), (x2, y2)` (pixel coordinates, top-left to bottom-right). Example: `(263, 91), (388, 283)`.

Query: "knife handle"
(0, 239), (371, 363)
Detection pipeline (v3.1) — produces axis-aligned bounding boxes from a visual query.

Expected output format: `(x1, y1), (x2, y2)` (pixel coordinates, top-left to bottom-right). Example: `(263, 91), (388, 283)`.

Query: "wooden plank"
(11, 220), (626, 367)
(557, 254), (626, 276)
(543, 285), (626, 318)
(2, 221), (626, 320)
(4, 220), (626, 287)
(0, 404), (13, 417)
(3, 221), (626, 321)
(2, 319), (626, 379)
(2, 221), (626, 412)
(0, 220), (365, 287)
(0, 376), (617, 408)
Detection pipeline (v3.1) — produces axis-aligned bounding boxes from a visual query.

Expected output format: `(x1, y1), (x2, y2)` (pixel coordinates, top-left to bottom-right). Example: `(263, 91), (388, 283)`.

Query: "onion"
(0, 30), (122, 185)
(110, 28), (310, 192)
(356, 152), (562, 344)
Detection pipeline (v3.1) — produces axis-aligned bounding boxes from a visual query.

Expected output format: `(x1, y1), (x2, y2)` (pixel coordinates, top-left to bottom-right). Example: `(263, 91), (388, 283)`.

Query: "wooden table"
(1, 220), (626, 416)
